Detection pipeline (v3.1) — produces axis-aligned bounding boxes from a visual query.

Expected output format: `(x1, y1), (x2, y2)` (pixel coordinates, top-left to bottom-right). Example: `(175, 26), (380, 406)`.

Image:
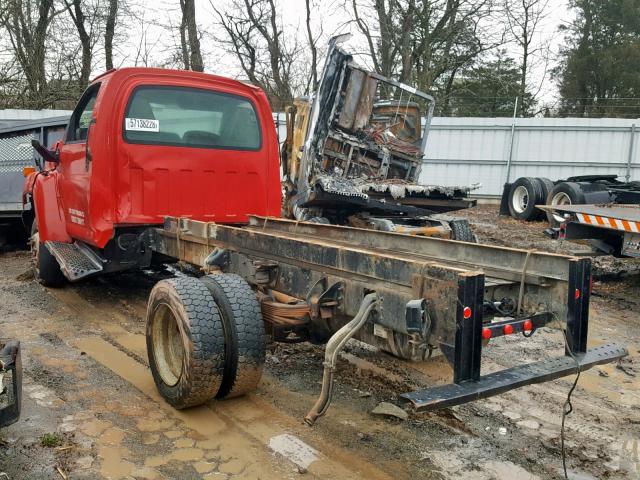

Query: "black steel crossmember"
(400, 343), (628, 411)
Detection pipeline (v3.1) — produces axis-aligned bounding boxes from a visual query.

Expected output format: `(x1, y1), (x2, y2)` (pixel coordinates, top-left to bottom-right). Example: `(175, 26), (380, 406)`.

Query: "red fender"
(32, 172), (71, 243)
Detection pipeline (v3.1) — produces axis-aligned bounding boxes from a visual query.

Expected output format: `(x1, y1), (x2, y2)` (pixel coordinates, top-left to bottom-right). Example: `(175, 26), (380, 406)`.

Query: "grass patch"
(40, 433), (61, 448)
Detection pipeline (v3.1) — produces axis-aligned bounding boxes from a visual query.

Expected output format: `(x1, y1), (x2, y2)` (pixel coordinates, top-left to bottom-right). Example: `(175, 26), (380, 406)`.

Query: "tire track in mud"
(48, 281), (395, 480)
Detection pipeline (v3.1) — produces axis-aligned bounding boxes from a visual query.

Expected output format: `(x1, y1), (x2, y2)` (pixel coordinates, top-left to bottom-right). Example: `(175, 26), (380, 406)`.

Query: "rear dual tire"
(508, 177), (544, 221)
(146, 274), (265, 410)
(507, 177), (555, 221)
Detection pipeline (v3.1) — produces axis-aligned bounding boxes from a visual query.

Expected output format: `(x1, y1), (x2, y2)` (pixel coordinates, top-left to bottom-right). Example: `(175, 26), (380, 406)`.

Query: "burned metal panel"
(296, 42), (352, 197)
(337, 69), (378, 132)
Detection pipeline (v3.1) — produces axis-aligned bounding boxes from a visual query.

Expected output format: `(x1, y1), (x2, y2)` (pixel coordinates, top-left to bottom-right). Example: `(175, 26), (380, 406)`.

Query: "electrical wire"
(560, 328), (582, 480)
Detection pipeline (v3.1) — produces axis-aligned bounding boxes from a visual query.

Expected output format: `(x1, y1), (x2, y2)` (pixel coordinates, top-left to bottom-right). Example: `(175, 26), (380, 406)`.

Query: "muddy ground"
(0, 204), (638, 479)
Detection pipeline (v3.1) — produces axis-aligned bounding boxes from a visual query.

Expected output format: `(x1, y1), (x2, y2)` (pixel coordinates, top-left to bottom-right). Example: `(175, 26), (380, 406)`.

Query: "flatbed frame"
(540, 203), (640, 257)
(149, 216), (627, 412)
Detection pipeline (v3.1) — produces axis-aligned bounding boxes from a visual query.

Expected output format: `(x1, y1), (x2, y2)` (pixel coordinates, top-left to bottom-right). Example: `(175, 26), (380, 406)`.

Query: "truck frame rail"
(149, 216), (627, 415)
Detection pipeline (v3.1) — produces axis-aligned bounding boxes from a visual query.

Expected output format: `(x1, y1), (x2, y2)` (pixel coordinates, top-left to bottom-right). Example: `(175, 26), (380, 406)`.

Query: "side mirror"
(31, 139), (59, 165)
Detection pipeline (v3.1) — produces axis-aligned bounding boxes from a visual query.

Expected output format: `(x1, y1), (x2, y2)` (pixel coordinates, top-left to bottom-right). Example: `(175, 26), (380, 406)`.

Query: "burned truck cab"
(281, 43), (476, 239)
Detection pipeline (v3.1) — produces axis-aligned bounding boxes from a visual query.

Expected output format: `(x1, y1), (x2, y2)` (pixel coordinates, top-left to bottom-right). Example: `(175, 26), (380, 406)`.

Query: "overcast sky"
(30, 0), (575, 107)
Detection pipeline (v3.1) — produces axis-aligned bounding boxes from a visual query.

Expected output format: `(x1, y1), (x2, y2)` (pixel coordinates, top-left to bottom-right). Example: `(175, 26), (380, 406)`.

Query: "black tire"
(535, 177), (554, 203)
(507, 177), (544, 221)
(545, 182), (586, 227)
(199, 274), (265, 399)
(31, 221), (66, 287)
(449, 219), (475, 242)
(146, 277), (225, 409)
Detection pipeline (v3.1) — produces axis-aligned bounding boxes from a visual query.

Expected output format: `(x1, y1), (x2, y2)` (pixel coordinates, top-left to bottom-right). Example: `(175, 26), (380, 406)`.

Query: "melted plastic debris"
(359, 181), (482, 199)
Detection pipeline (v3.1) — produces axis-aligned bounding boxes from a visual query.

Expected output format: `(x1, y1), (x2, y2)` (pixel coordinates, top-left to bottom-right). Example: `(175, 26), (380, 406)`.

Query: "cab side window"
(67, 84), (100, 143)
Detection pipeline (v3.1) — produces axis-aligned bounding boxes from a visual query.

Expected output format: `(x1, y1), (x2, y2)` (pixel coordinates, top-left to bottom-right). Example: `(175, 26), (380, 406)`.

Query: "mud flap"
(499, 183), (513, 216)
(0, 340), (22, 427)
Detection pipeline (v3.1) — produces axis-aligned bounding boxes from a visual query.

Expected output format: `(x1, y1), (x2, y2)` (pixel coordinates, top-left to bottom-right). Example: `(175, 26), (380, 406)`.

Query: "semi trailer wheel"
(199, 274), (266, 399)
(545, 182), (585, 227)
(535, 177), (554, 202)
(146, 277), (225, 409)
(507, 177), (544, 221)
(31, 221), (66, 287)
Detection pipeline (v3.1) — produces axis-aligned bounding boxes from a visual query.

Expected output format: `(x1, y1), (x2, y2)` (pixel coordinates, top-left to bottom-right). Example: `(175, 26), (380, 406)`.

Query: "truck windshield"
(123, 86), (261, 150)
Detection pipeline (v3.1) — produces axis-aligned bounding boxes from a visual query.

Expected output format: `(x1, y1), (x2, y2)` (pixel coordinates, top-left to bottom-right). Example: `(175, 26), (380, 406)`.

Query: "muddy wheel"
(199, 274), (265, 399)
(146, 277), (225, 409)
(449, 219), (475, 242)
(31, 221), (66, 287)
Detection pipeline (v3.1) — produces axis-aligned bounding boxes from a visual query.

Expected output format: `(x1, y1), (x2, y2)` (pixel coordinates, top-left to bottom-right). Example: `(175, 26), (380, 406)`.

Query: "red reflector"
(463, 307), (472, 319)
(503, 324), (514, 335)
(575, 289), (580, 299)
(523, 319), (533, 331)
(482, 328), (492, 340)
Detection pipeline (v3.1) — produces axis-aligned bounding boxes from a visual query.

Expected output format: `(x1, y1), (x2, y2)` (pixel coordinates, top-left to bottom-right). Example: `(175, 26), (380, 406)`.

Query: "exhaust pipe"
(304, 293), (379, 426)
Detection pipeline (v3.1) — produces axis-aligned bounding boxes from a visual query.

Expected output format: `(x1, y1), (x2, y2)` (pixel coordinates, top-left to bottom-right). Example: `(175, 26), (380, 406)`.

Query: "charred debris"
(281, 43), (477, 237)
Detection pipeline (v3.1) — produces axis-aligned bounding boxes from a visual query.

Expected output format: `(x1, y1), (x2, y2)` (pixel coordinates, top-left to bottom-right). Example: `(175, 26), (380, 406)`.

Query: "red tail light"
(463, 307), (472, 319)
(482, 328), (492, 340)
(523, 319), (533, 331)
(575, 289), (580, 299)
(503, 324), (514, 335)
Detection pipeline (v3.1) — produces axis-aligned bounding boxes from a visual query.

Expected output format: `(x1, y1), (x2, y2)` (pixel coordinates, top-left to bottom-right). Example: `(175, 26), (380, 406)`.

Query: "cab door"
(57, 84), (100, 242)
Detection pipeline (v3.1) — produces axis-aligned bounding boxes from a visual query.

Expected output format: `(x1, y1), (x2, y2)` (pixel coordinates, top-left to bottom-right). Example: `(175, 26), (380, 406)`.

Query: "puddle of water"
(74, 334), (394, 480)
(73, 336), (293, 479)
(269, 433), (319, 470)
(80, 419), (112, 437)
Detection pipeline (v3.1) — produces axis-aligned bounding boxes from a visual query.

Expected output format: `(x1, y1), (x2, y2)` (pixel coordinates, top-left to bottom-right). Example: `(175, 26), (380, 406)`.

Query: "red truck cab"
(24, 68), (281, 285)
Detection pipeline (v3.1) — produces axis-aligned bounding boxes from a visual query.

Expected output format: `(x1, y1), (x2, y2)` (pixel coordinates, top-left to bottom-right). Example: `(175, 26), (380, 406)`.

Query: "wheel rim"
(550, 192), (572, 223)
(151, 303), (184, 387)
(511, 185), (529, 214)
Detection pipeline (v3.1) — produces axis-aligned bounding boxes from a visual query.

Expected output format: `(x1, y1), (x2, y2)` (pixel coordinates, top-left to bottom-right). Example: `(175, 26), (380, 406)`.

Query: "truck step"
(45, 241), (104, 281)
(400, 343), (628, 411)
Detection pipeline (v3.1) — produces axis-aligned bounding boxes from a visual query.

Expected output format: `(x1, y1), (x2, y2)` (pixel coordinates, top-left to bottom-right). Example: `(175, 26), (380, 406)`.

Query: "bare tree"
(212, 0), (302, 107)
(0, 0), (56, 106)
(179, 0), (203, 71)
(104, 0), (119, 70)
(132, 10), (161, 67)
(64, 0), (101, 87)
(304, 0), (318, 92)
(349, 0), (502, 92)
(504, 0), (550, 115)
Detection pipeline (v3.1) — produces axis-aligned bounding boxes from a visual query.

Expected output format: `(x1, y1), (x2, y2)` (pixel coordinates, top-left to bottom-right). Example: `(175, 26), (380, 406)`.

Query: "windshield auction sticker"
(125, 118), (160, 132)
